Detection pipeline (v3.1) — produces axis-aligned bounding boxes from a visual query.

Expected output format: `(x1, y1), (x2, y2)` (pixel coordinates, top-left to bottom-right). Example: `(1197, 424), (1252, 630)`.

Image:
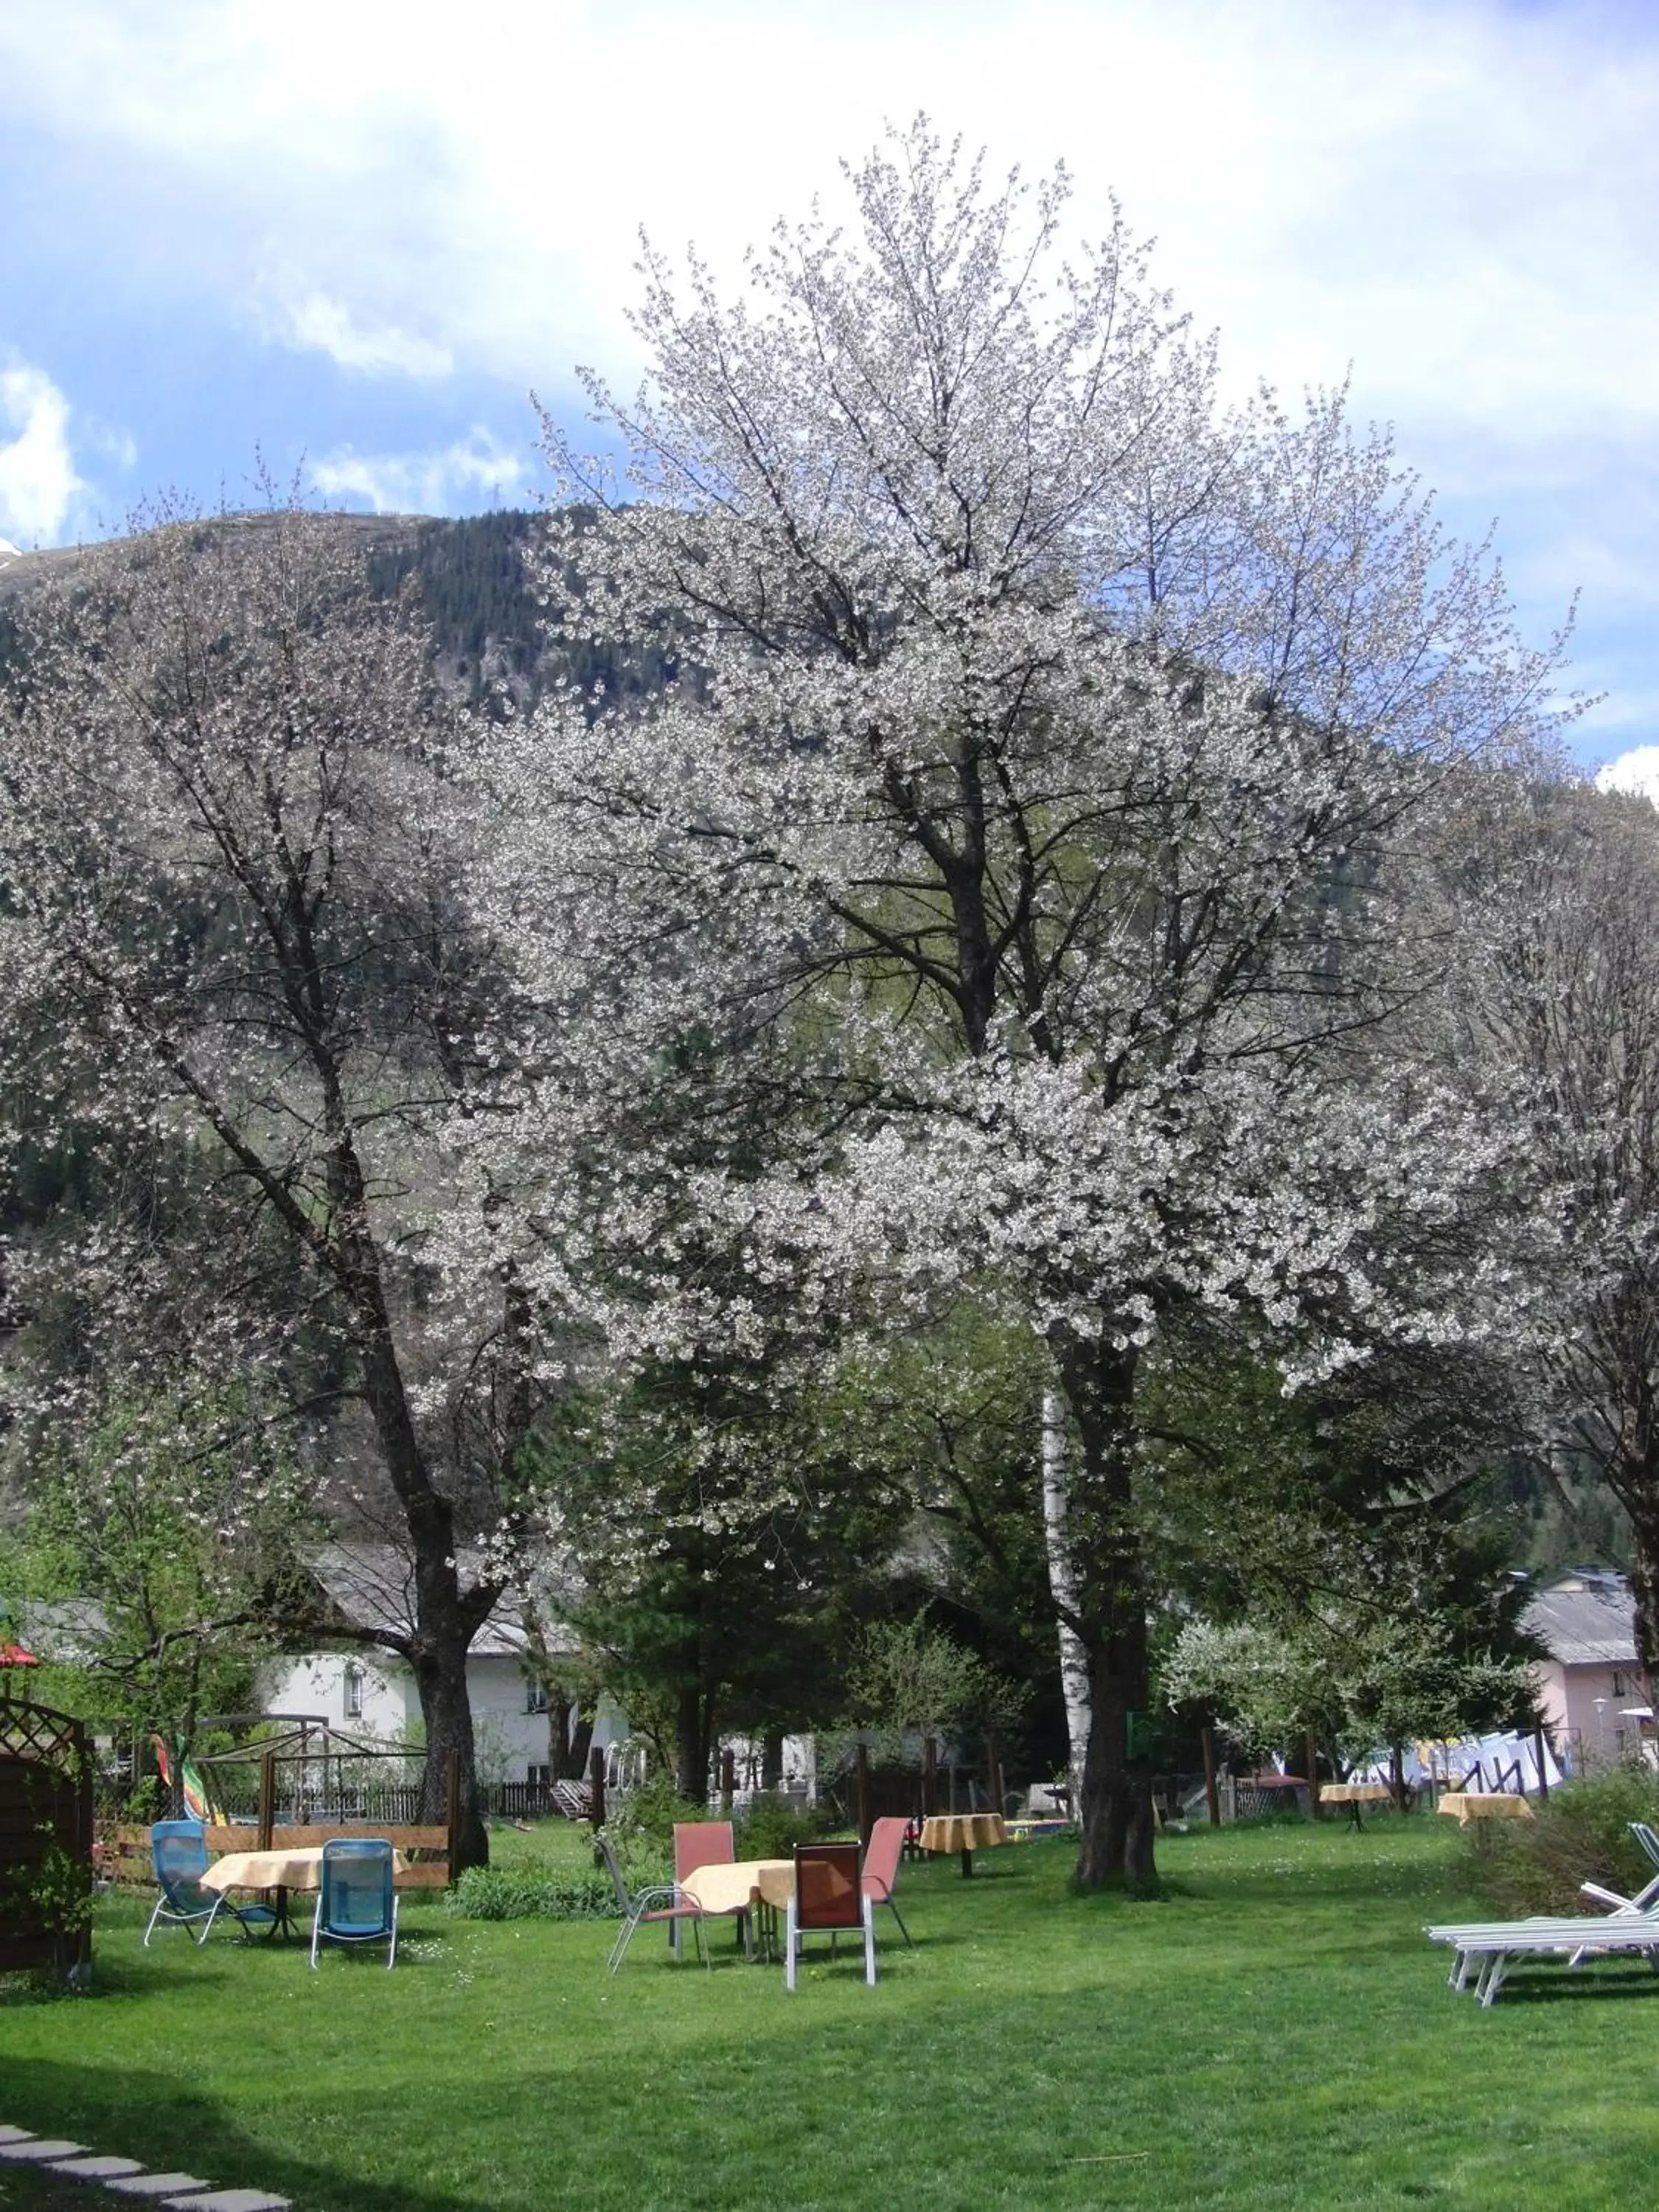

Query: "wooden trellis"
(0, 1697), (94, 1985)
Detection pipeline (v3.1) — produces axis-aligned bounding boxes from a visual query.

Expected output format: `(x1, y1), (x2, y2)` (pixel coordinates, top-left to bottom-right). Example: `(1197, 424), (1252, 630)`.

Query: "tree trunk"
(568, 1703), (595, 1782)
(1614, 1450), (1659, 1688)
(549, 1691), (574, 1781)
(1040, 1387), (1093, 1804)
(761, 1730), (785, 1790)
(413, 1635), (488, 1872)
(1051, 1334), (1156, 1891)
(675, 1683), (712, 1806)
(1628, 1505), (1659, 1691)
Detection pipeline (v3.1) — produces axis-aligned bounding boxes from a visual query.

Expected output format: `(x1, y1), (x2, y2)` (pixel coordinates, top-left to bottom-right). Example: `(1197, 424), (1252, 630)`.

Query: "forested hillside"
(0, 507), (678, 715)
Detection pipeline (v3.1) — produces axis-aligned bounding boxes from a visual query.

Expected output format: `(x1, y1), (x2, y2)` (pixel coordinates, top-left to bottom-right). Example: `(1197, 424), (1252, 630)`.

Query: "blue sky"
(3, 0), (1656, 782)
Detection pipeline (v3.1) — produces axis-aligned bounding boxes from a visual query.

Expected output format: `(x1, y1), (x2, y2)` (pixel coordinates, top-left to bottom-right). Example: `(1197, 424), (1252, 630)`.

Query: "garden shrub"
(1472, 1766), (1659, 1917)
(597, 1773), (837, 1882)
(735, 1791), (834, 1860)
(445, 1863), (619, 1921)
(604, 1771), (708, 1860)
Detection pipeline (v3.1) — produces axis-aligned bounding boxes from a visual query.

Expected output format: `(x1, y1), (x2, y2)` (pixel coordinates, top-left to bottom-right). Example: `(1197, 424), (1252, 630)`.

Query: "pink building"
(1523, 1569), (1654, 1774)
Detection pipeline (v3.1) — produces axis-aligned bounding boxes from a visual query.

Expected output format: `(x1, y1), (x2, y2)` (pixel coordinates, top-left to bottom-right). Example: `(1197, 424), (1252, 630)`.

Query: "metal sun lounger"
(1425, 1907), (1659, 2007)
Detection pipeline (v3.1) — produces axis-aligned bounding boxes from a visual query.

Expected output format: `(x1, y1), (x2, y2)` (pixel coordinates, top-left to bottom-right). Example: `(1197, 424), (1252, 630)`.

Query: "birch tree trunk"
(1040, 1387), (1093, 1808)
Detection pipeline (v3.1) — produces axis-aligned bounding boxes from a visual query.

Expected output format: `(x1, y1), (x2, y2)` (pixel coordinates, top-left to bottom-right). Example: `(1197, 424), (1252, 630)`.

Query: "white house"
(261, 1545), (627, 1792)
(1523, 1568), (1655, 1773)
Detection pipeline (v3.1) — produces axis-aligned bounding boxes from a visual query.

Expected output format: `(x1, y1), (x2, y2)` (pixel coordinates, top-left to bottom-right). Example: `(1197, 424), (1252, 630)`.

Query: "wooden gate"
(0, 1698), (94, 1984)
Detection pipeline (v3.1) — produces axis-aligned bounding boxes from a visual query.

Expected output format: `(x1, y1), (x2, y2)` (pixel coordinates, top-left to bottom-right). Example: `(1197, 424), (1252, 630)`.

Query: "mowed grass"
(3, 1818), (1658, 2212)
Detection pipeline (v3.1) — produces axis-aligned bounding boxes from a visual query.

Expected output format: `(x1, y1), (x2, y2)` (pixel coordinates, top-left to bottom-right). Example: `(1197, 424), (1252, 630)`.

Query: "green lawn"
(3, 1818), (1657, 2212)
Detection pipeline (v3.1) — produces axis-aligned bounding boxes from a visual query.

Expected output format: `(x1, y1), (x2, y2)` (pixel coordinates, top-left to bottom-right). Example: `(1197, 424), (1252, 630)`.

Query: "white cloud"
(6, 2), (1659, 738)
(311, 427), (534, 515)
(7, 1), (1658, 428)
(1595, 747), (1659, 805)
(0, 353), (88, 543)
(280, 292), (453, 380)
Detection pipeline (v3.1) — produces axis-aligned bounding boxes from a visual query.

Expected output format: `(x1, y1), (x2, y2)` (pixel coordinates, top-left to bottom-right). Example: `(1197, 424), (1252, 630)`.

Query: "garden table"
(919, 1812), (1007, 1877)
(680, 1857), (795, 1961)
(203, 1843), (408, 1940)
(1436, 1792), (1534, 1827)
(1318, 1781), (1395, 1831)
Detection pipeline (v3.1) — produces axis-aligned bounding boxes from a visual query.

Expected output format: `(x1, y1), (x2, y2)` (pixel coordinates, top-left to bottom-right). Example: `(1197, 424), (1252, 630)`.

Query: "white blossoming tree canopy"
(479, 121), (1568, 1886)
(0, 500), (603, 1868)
(1441, 776), (1659, 1680)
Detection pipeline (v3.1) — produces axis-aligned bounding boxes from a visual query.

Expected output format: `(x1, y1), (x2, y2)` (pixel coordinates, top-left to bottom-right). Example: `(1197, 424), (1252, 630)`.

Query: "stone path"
(0, 2126), (289, 2210)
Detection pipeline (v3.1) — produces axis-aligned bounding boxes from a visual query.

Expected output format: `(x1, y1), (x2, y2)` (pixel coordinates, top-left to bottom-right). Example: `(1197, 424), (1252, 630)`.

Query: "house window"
(344, 1663), (365, 1719)
(525, 1681), (549, 1714)
(526, 1764), (551, 1793)
(1612, 1670), (1628, 1698)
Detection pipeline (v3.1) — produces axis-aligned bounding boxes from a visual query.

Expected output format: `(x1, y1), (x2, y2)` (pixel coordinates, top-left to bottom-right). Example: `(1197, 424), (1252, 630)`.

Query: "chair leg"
(610, 1905), (647, 1975)
(785, 1899), (798, 1992)
(143, 1896), (166, 1949)
(195, 1897), (223, 1947)
(388, 1896), (399, 1969)
(863, 1896), (877, 1987)
(886, 1896), (913, 1948)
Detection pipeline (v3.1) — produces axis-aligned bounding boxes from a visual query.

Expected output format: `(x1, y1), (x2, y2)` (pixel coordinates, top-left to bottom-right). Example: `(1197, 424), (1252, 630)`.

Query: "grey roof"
(5, 1598), (109, 1665)
(1522, 1571), (1639, 1668)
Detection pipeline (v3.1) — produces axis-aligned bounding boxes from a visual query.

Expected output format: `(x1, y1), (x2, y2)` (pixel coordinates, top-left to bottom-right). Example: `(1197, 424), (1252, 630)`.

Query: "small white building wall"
(467, 1654), (554, 1783)
(264, 1651), (624, 1784)
(264, 1653), (416, 1742)
(263, 1655), (815, 1792)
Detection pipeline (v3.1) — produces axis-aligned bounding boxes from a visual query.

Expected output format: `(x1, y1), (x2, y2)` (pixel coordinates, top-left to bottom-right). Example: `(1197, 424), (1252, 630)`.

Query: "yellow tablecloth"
(1318, 1784), (1394, 1806)
(1436, 1792), (1534, 1826)
(203, 1845), (408, 1893)
(678, 1858), (795, 1916)
(919, 1815), (1007, 1854)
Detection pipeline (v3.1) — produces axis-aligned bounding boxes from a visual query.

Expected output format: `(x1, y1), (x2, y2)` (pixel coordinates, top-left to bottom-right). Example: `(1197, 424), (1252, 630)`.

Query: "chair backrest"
(319, 1838), (394, 1935)
(861, 1818), (905, 1899)
(795, 1842), (863, 1932)
(150, 1820), (209, 1896)
(673, 1820), (734, 1885)
(597, 1837), (633, 1915)
(1632, 1821), (1659, 1871)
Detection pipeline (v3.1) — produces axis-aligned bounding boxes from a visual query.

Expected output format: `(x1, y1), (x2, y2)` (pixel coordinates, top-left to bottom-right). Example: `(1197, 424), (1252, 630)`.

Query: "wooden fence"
(0, 1698), (94, 1985)
(108, 1749), (465, 1891)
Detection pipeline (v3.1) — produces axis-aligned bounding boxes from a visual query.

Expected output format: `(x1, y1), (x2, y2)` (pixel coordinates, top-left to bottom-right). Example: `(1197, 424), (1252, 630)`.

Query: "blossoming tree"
(1446, 778), (1659, 1677)
(489, 123), (1563, 1885)
(0, 504), (588, 1866)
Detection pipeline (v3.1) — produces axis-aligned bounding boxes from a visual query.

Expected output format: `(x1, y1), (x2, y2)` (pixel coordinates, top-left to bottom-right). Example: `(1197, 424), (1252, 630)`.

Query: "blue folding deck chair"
(144, 1820), (277, 1947)
(310, 1837), (399, 1969)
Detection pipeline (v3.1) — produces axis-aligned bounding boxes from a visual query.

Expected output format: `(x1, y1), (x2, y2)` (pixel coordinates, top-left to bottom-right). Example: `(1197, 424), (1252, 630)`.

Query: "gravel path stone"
(0, 2123), (288, 2209)
(162, 2193), (293, 2211)
(104, 2180), (215, 2200)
